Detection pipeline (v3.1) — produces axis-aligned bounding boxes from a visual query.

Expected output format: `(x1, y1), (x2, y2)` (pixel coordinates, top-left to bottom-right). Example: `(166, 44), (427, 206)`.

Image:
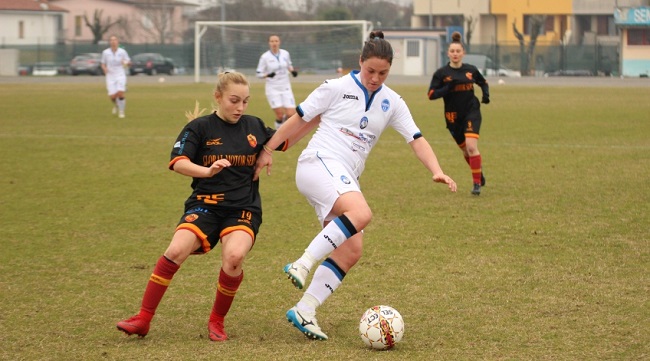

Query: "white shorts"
(295, 150), (360, 225)
(265, 88), (295, 109)
(106, 75), (127, 96)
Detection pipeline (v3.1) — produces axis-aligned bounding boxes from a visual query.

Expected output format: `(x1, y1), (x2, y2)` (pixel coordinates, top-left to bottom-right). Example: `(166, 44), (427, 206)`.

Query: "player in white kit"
(256, 35), (298, 129)
(254, 31), (457, 340)
(101, 35), (131, 118)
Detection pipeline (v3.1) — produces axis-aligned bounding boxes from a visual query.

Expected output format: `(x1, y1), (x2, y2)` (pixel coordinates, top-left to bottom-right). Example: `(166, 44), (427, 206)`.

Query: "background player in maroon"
(428, 31), (490, 195)
(116, 71), (288, 341)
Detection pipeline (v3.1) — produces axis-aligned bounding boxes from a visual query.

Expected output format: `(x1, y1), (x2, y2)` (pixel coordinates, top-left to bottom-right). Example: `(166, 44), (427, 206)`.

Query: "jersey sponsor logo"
(197, 193), (225, 205)
(184, 214), (199, 222)
(359, 116), (368, 129)
(247, 134), (257, 147)
(206, 138), (223, 146)
(203, 154), (257, 167)
(381, 99), (390, 112)
(340, 175), (351, 184)
(343, 94), (359, 100)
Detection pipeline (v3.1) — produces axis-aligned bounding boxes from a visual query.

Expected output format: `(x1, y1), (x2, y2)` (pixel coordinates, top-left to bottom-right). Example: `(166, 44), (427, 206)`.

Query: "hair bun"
(451, 31), (462, 42)
(369, 30), (385, 40)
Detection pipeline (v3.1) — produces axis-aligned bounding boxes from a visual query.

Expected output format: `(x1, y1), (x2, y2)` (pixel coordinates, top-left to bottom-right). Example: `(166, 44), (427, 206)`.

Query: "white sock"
(297, 261), (344, 313)
(303, 216), (357, 264)
(117, 98), (126, 112)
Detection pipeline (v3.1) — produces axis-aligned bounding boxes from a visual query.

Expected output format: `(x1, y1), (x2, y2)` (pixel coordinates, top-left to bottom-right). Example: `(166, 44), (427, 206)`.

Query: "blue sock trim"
(322, 257), (346, 281)
(333, 215), (357, 239)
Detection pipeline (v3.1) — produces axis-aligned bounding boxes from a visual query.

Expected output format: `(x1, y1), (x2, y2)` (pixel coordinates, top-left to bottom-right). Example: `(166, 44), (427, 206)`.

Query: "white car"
(32, 62), (58, 76)
(486, 67), (522, 78)
(464, 54), (521, 77)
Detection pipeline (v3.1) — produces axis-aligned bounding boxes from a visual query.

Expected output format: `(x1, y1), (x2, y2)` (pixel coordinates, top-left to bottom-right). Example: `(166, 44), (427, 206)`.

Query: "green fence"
(3, 41), (620, 76)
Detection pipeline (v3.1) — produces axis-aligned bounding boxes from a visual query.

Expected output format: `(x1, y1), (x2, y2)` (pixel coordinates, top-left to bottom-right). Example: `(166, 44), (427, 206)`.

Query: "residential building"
(0, 0), (68, 45)
(49, 0), (197, 44)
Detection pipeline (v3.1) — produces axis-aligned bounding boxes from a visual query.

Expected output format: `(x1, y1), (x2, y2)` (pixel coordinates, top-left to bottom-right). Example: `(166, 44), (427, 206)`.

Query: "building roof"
(0, 0), (67, 12)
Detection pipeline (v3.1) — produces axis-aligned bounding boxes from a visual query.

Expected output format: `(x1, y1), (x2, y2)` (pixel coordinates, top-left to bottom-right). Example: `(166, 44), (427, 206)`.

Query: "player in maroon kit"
(428, 31), (489, 195)
(116, 71), (288, 341)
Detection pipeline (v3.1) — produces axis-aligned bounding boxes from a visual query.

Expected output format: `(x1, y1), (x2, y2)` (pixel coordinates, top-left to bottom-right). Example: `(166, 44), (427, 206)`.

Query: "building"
(409, 0), (648, 76)
(49, 0), (197, 44)
(614, 2), (650, 76)
(0, 0), (68, 45)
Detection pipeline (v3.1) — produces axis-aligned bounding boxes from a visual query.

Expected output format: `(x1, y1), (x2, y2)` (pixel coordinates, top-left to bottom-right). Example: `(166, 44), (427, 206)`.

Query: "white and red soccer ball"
(359, 305), (405, 350)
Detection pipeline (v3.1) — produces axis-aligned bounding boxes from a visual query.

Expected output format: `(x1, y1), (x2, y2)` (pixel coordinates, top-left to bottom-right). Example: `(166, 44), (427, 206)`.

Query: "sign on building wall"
(614, 7), (650, 26)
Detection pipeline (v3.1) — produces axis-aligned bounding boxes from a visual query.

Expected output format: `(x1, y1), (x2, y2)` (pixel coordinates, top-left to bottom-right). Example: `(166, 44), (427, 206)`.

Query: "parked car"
(69, 53), (103, 75)
(130, 53), (175, 75)
(544, 69), (593, 77)
(464, 54), (522, 77)
(32, 62), (58, 76)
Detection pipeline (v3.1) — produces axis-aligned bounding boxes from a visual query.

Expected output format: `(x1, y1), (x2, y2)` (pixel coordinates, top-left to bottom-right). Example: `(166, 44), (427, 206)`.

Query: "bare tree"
(83, 9), (123, 44)
(135, 0), (180, 44)
(513, 15), (545, 75)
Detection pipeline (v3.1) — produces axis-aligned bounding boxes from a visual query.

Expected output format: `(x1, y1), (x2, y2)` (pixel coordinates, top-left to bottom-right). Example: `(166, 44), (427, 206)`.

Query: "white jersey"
(101, 47), (130, 78)
(256, 49), (293, 91)
(298, 70), (422, 178)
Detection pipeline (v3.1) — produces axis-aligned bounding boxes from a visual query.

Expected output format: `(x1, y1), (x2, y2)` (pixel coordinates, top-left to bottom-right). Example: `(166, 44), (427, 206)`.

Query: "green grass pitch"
(0, 79), (648, 360)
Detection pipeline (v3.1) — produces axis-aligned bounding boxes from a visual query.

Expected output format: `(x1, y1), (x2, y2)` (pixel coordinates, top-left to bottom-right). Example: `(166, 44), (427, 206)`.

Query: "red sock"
(464, 155), (470, 165)
(139, 256), (180, 321)
(210, 268), (244, 322)
(469, 154), (482, 185)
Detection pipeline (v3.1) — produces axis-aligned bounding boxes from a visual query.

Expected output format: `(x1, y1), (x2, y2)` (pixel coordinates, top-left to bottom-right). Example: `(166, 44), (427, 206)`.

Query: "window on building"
(596, 16), (609, 35)
(75, 16), (82, 37)
(523, 15), (553, 36)
(406, 40), (420, 57)
(628, 29), (650, 45)
(18, 21), (24, 39)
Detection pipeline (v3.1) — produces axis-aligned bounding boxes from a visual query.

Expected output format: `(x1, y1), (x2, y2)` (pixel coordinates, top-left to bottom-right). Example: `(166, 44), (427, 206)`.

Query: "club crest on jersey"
(359, 116), (368, 129)
(184, 214), (199, 222)
(466, 72), (473, 80)
(381, 99), (390, 112)
(340, 175), (351, 184)
(247, 134), (257, 147)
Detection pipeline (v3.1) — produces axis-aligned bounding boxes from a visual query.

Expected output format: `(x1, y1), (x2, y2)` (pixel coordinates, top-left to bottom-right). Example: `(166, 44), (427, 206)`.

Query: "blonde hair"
(185, 71), (250, 122)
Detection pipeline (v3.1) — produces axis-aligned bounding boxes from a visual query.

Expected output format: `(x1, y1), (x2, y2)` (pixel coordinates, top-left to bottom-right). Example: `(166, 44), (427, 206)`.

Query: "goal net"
(193, 20), (373, 82)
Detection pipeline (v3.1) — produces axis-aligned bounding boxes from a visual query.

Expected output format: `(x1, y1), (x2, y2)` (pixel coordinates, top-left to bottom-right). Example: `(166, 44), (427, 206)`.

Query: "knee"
(222, 250), (246, 271)
(350, 207), (372, 230)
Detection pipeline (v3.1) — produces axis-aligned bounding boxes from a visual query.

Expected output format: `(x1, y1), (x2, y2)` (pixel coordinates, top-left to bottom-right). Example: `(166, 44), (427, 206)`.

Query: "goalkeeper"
(256, 34), (298, 129)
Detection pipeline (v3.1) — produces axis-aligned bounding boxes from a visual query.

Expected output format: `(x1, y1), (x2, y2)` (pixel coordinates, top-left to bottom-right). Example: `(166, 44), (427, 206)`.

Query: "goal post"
(193, 20), (373, 82)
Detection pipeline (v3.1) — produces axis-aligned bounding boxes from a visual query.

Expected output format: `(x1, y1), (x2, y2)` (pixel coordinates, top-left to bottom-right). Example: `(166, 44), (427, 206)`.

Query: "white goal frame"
(193, 20), (373, 82)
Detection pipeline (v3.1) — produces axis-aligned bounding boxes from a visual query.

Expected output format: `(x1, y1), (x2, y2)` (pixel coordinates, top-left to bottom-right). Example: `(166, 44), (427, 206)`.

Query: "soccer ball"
(359, 305), (405, 350)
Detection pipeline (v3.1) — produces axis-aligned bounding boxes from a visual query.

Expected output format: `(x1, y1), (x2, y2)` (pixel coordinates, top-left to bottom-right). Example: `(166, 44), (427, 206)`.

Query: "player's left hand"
(254, 152), (272, 180)
(291, 70), (298, 77)
(433, 174), (457, 192)
(481, 95), (490, 104)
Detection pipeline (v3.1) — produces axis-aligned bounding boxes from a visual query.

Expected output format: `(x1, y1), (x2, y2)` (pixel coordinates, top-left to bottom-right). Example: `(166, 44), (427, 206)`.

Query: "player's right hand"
(208, 159), (231, 177)
(267, 72), (276, 78)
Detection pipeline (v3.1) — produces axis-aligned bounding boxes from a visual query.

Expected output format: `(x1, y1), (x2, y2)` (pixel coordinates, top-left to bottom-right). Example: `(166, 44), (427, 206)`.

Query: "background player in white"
(256, 35), (298, 129)
(254, 31), (457, 341)
(101, 35), (130, 118)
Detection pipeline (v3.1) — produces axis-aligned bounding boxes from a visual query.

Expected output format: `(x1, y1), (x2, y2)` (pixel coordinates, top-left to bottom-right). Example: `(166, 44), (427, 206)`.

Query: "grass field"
(0, 78), (648, 361)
